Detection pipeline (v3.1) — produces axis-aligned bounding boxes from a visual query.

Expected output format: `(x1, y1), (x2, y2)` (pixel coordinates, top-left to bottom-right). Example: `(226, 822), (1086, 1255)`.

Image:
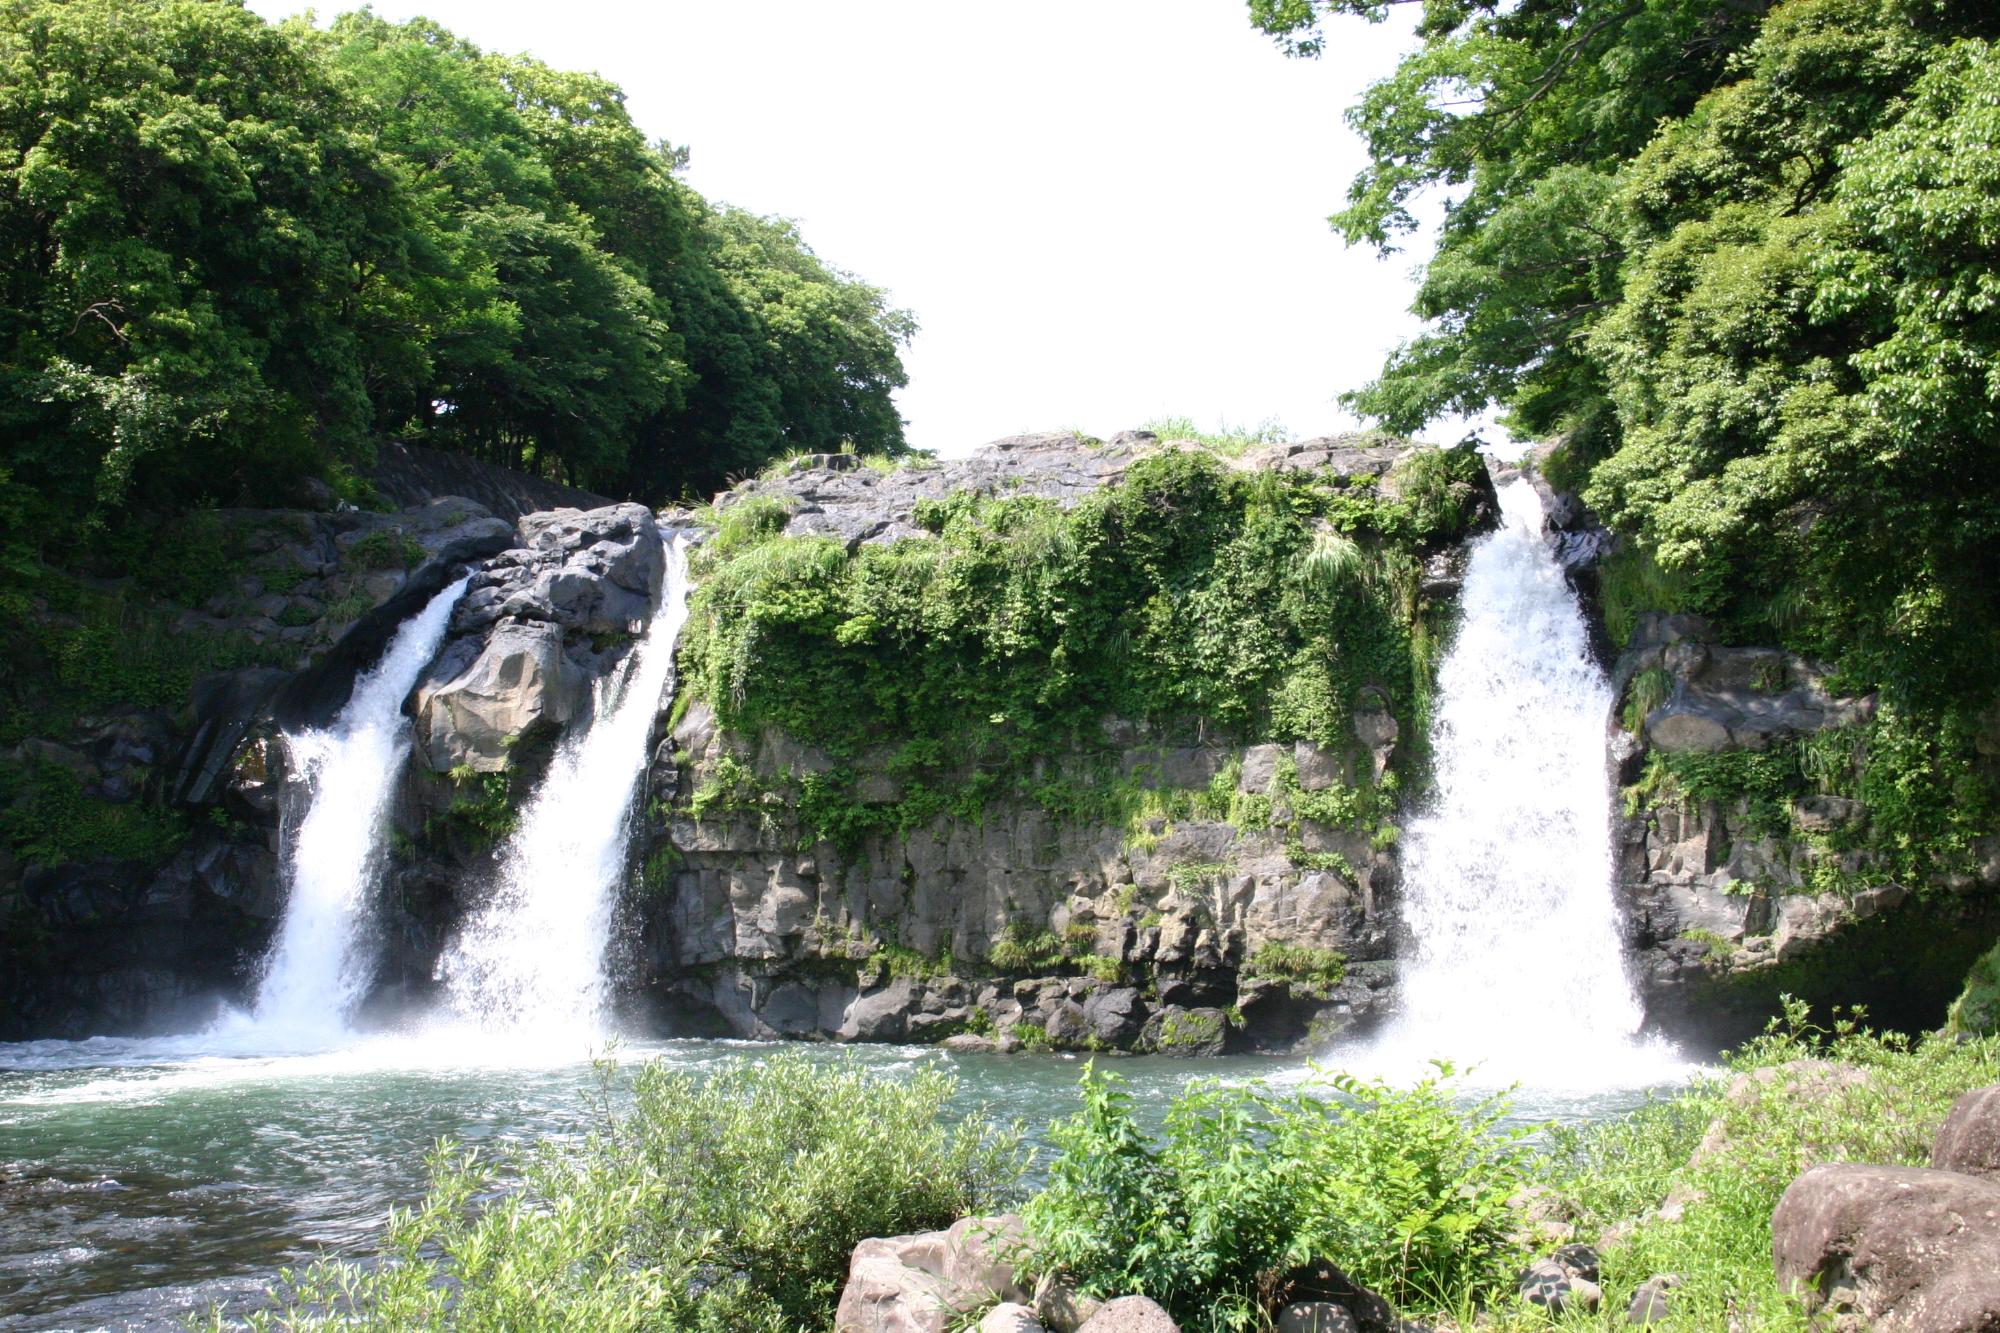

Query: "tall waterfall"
(1363, 479), (1674, 1086)
(437, 536), (691, 1033)
(246, 576), (470, 1040)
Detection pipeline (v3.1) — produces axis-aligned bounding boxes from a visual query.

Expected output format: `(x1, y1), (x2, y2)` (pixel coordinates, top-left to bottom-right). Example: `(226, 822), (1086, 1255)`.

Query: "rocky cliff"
(23, 428), (1986, 1053)
(618, 431), (1494, 1052)
(1533, 476), (2000, 1045)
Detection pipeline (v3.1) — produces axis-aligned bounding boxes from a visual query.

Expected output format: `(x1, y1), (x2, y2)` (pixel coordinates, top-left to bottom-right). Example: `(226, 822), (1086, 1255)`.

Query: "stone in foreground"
(980, 1303), (1048, 1333)
(1772, 1162), (2000, 1332)
(1075, 1296), (1179, 1333)
(1931, 1084), (2000, 1180)
(1277, 1302), (1360, 1332)
(834, 1215), (1032, 1333)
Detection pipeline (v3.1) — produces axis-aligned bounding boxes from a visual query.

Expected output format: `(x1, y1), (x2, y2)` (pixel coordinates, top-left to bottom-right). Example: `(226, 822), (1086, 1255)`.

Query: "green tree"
(1254, 0), (2000, 703)
(0, 0), (419, 531)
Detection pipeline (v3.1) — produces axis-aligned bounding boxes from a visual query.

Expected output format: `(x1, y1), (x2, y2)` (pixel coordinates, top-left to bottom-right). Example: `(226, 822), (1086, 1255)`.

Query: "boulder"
(833, 1215), (1032, 1333)
(1518, 1260), (1600, 1316)
(1045, 1000), (1091, 1047)
(1139, 1006), (1226, 1056)
(980, 1304), (1047, 1333)
(1239, 744), (1286, 794)
(1771, 1163), (2000, 1331)
(1082, 987), (1145, 1046)
(1625, 1274), (1681, 1325)
(1075, 1296), (1179, 1333)
(1550, 1242), (1601, 1283)
(1932, 1085), (2000, 1180)
(416, 619), (586, 772)
(833, 1238), (955, 1333)
(1270, 1260), (1396, 1333)
(1034, 1270), (1104, 1333)
(1277, 1303), (1359, 1333)
(1293, 740), (1350, 792)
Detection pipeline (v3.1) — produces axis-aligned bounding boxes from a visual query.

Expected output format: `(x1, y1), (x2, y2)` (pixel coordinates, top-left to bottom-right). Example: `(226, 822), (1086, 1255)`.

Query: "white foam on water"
(222, 577), (470, 1047)
(1338, 480), (1694, 1094)
(435, 536), (692, 1034)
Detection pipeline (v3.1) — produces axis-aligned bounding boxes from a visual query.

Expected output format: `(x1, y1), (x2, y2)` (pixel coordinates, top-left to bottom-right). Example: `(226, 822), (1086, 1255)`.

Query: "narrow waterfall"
(1364, 479), (1673, 1085)
(437, 536), (691, 1033)
(246, 576), (470, 1040)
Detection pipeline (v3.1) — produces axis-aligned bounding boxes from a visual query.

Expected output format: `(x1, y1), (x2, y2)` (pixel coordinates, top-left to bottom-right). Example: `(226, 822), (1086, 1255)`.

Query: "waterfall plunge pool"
(0, 1031), (1702, 1331)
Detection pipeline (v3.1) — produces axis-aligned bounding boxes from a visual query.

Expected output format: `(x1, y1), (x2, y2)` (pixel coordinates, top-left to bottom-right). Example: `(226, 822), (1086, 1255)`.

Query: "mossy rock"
(1144, 1004), (1227, 1056)
(1946, 941), (2000, 1037)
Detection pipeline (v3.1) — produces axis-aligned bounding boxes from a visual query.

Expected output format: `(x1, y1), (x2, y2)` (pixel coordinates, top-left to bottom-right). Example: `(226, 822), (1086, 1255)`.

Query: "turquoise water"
(0, 1031), (1691, 1331)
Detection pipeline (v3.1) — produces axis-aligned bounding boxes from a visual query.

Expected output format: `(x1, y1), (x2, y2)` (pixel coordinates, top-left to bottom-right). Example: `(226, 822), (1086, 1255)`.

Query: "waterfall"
(245, 576), (470, 1041)
(436, 536), (691, 1033)
(1361, 478), (1677, 1086)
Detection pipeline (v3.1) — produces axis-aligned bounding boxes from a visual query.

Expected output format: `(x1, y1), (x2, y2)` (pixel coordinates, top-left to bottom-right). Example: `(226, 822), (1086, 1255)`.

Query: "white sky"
(250, 0), (1476, 458)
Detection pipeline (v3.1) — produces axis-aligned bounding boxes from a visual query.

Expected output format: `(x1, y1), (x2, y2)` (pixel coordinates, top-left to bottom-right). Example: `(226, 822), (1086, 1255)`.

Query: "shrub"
(1022, 1063), (1533, 1330)
(229, 1052), (1025, 1332)
(1946, 941), (2000, 1038)
(1240, 941), (1346, 993)
(1541, 999), (2000, 1330)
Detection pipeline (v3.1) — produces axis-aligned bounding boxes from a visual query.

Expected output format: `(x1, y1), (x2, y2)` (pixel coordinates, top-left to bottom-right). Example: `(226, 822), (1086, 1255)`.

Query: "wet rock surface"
(415, 503), (665, 773)
(2, 496), (516, 1039)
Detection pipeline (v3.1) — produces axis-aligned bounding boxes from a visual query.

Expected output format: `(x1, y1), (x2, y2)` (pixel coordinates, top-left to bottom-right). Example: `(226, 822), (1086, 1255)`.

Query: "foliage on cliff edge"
(675, 444), (1487, 818)
(1254, 0), (2000, 711)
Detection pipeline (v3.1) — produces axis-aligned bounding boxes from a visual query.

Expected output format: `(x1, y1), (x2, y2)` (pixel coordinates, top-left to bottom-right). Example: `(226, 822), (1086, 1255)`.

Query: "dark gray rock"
(1518, 1260), (1600, 1316)
(417, 503), (665, 771)
(1276, 1304), (1357, 1333)
(1082, 987), (1145, 1045)
(1272, 1261), (1396, 1333)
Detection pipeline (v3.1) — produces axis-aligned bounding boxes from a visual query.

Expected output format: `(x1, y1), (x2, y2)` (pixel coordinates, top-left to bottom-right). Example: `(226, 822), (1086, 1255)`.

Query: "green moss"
(0, 761), (187, 870)
(1241, 941), (1347, 992)
(426, 764), (522, 851)
(0, 568), (298, 745)
(1640, 701), (1995, 895)
(988, 922), (1065, 974)
(1946, 941), (2000, 1038)
(678, 446), (1482, 834)
(347, 529), (423, 571)
(1167, 860), (1230, 893)
(864, 943), (953, 982)
(1009, 1020), (1053, 1052)
(1155, 1008), (1225, 1051)
(1680, 927), (1739, 969)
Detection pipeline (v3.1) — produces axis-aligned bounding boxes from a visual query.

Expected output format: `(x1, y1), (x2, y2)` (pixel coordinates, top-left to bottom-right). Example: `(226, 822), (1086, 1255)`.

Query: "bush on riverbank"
(220, 1052), (1023, 1332)
(1531, 1000), (2000, 1331)
(228, 1003), (2000, 1332)
(1023, 1063), (1532, 1329)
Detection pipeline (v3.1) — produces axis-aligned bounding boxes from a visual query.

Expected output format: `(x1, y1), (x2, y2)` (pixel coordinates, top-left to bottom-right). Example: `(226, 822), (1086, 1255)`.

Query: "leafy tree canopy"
(1254, 0), (2000, 704)
(0, 0), (912, 561)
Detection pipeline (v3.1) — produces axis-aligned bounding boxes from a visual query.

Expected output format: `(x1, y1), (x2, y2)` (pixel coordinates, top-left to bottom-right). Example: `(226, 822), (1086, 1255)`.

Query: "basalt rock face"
(1513, 474), (2000, 1044)
(1, 498), (514, 1039)
(644, 709), (1403, 1052)
(1613, 613), (2000, 1043)
(621, 432), (1493, 1052)
(4, 429), (1490, 1046)
(413, 502), (666, 773)
(712, 430), (1424, 553)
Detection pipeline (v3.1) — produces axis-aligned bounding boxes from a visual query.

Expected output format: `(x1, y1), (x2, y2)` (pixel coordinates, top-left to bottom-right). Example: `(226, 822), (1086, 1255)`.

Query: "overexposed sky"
(249, 0), (1465, 457)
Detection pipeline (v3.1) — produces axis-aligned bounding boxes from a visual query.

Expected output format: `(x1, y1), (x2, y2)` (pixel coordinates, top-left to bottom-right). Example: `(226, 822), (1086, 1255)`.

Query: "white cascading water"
(436, 536), (691, 1034)
(1359, 478), (1679, 1088)
(244, 576), (470, 1041)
